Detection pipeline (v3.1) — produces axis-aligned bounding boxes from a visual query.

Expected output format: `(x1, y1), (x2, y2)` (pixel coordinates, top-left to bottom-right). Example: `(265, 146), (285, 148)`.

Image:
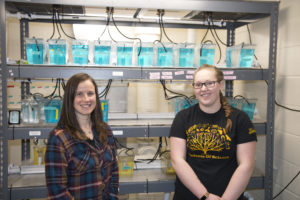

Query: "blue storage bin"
(117, 42), (133, 66)
(136, 43), (154, 67)
(199, 43), (215, 67)
(226, 44), (255, 68)
(49, 39), (67, 65)
(174, 98), (198, 114)
(44, 99), (62, 124)
(25, 38), (47, 64)
(177, 43), (195, 67)
(94, 41), (111, 66)
(156, 43), (174, 67)
(72, 40), (89, 65)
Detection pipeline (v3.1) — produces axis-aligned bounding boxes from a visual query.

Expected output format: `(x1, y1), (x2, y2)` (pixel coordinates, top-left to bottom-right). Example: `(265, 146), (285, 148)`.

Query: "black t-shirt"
(170, 104), (257, 199)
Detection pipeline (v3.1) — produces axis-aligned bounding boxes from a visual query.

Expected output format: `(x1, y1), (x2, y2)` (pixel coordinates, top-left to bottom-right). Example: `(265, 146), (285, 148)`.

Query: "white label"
(113, 130), (124, 136)
(224, 76), (237, 80)
(187, 70), (195, 74)
(29, 131), (41, 136)
(112, 71), (123, 77)
(161, 75), (173, 79)
(186, 75), (194, 79)
(223, 70), (234, 75)
(175, 71), (185, 75)
(149, 72), (161, 79)
(162, 71), (172, 76)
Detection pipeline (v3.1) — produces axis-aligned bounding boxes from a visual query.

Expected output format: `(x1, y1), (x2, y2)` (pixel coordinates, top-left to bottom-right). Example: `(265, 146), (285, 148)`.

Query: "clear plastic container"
(241, 99), (257, 120)
(94, 40), (112, 66)
(160, 150), (175, 175)
(135, 42), (154, 67)
(174, 97), (198, 114)
(198, 43), (215, 67)
(226, 44), (255, 68)
(72, 40), (89, 65)
(100, 99), (109, 122)
(228, 97), (256, 120)
(117, 42), (133, 66)
(44, 98), (62, 124)
(21, 95), (40, 124)
(48, 39), (67, 65)
(25, 38), (47, 64)
(156, 43), (174, 67)
(118, 149), (134, 177)
(33, 140), (46, 165)
(177, 43), (195, 67)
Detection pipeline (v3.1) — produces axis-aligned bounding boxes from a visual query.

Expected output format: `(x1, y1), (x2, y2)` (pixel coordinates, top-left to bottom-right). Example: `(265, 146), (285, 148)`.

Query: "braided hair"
(193, 64), (232, 133)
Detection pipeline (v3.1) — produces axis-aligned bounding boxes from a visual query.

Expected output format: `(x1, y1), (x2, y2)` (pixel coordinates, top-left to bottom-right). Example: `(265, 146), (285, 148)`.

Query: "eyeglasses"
(192, 81), (219, 89)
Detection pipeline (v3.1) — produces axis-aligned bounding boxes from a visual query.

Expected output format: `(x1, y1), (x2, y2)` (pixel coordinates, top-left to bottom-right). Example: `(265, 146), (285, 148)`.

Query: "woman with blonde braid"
(170, 64), (257, 200)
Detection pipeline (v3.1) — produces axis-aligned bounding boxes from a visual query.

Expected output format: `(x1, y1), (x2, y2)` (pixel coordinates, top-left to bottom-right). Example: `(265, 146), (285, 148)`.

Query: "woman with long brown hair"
(45, 73), (119, 199)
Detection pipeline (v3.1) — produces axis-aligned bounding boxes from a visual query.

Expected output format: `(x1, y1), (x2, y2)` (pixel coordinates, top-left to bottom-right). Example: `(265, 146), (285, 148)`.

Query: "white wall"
(237, 0), (300, 199)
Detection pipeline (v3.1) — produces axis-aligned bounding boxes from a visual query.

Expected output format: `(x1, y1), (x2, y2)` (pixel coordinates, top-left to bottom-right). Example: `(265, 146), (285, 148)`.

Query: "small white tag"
(175, 71), (184, 75)
(113, 130), (123, 136)
(29, 131), (41, 136)
(112, 71), (123, 77)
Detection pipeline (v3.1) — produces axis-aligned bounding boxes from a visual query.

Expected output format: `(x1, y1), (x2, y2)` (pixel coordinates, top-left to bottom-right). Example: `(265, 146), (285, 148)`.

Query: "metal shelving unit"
(1, 1), (279, 199)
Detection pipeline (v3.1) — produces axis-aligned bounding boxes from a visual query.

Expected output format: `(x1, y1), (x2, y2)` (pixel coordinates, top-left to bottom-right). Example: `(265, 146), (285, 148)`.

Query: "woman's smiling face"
(193, 68), (224, 112)
(73, 79), (97, 118)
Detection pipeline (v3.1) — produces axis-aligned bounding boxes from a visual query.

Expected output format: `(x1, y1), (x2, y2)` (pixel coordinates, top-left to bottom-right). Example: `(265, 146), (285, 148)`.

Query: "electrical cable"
(246, 24), (260, 67)
(115, 137), (134, 151)
(159, 11), (177, 44)
(210, 16), (228, 47)
(49, 10), (56, 40)
(153, 11), (168, 52)
(110, 8), (142, 56)
(57, 9), (76, 40)
(147, 137), (162, 163)
(275, 100), (300, 112)
(273, 170), (300, 199)
(99, 79), (113, 99)
(160, 79), (189, 100)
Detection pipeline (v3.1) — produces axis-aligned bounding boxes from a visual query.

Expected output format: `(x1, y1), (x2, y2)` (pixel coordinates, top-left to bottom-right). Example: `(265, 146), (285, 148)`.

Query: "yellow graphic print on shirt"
(186, 123), (231, 158)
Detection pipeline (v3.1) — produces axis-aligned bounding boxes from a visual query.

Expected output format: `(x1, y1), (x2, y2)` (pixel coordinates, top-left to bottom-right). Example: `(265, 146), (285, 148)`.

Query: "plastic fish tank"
(94, 40), (112, 66)
(101, 99), (108, 122)
(226, 44), (255, 68)
(136, 42), (154, 67)
(118, 148), (134, 177)
(228, 98), (256, 120)
(48, 39), (67, 65)
(72, 40), (89, 65)
(174, 97), (198, 114)
(117, 42), (133, 66)
(160, 150), (175, 175)
(44, 98), (62, 124)
(199, 43), (215, 67)
(25, 38), (47, 64)
(177, 43), (195, 67)
(21, 95), (40, 124)
(156, 43), (174, 67)
(241, 99), (257, 120)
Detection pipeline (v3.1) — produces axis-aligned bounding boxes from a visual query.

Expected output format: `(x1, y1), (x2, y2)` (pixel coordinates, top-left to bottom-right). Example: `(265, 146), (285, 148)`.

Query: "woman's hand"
(207, 193), (222, 200)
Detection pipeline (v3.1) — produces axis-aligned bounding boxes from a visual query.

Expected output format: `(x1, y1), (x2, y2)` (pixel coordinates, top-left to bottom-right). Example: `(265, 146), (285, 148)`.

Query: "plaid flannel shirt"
(45, 125), (119, 200)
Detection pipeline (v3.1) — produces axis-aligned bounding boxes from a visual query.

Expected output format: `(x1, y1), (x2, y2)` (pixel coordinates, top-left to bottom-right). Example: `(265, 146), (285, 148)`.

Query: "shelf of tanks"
(8, 168), (264, 200)
(8, 120), (266, 140)
(7, 64), (269, 80)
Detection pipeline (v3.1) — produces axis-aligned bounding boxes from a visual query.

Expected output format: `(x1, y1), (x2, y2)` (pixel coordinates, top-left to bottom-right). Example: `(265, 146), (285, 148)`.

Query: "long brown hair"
(193, 64), (232, 133)
(56, 73), (107, 144)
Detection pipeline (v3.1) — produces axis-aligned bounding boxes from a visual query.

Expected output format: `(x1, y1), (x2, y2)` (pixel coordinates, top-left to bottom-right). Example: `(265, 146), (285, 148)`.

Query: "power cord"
(273, 170), (300, 199)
